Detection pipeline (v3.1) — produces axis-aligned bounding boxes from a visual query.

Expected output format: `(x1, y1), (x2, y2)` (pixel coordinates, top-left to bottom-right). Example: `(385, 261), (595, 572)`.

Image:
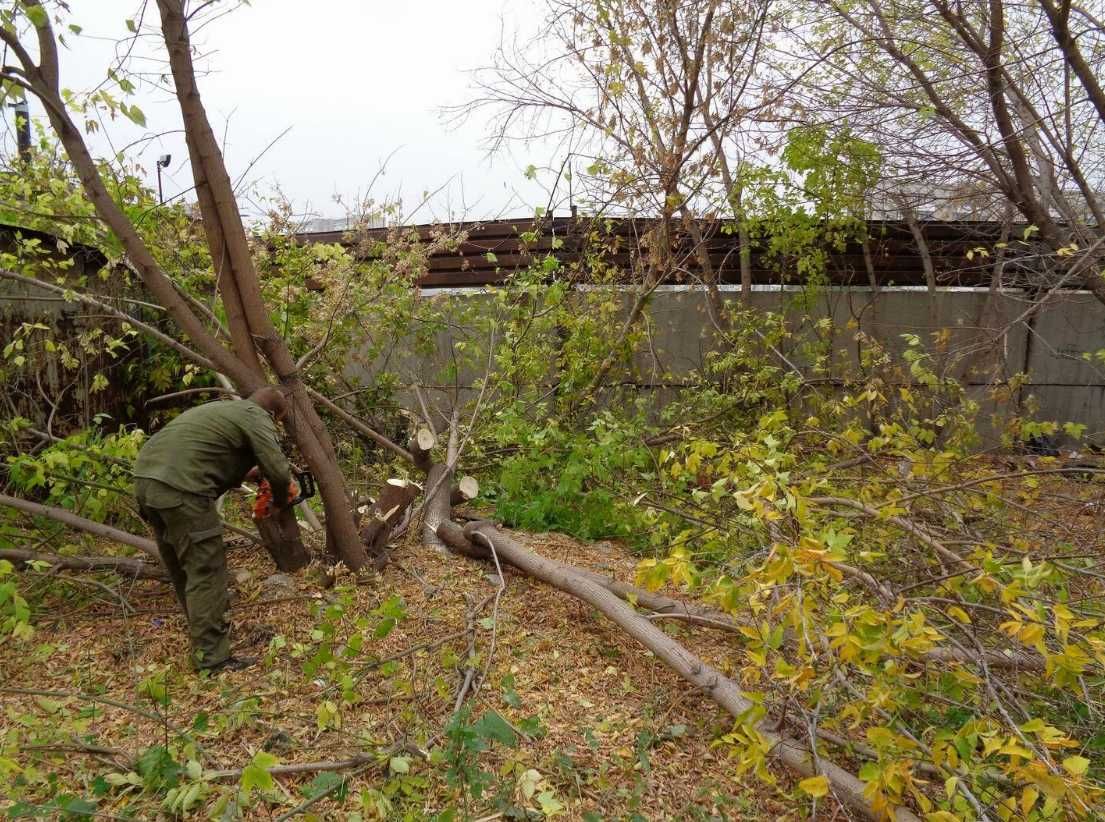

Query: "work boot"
(202, 655), (257, 674)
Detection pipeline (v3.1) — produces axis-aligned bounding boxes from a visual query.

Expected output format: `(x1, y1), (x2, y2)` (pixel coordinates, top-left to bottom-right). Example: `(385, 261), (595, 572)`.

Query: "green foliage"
(0, 559), (33, 643)
(0, 136), (215, 432)
(239, 750), (278, 799)
(439, 705), (520, 805)
(621, 319), (1105, 818)
(5, 426), (143, 529)
(489, 414), (651, 542)
(6, 794), (97, 819)
(134, 745), (182, 793)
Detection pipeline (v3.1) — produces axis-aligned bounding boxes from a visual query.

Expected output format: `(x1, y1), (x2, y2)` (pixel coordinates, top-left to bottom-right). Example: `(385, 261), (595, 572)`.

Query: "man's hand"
(244, 466), (261, 483)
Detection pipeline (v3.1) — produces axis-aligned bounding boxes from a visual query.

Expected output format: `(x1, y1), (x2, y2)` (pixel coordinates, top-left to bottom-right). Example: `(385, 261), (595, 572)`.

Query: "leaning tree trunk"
(439, 521), (921, 822)
(157, 0), (368, 570)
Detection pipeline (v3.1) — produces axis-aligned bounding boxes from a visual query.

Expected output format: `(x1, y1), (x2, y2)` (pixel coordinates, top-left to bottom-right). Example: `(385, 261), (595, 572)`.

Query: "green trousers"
(135, 478), (229, 669)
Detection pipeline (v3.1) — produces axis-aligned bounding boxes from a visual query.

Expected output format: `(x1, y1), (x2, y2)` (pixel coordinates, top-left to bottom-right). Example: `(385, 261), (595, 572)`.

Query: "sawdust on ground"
(1, 523), (806, 820)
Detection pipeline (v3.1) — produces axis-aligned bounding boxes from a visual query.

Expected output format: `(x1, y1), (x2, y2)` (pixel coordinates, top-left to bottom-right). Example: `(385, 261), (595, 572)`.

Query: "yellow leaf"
(798, 775), (830, 798)
(946, 606), (971, 624)
(1063, 755), (1090, 777)
(1020, 786), (1039, 815)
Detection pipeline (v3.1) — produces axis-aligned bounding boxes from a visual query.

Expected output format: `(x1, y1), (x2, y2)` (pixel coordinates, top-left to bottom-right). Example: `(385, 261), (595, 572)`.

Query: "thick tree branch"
(0, 547), (166, 580)
(0, 493), (158, 559)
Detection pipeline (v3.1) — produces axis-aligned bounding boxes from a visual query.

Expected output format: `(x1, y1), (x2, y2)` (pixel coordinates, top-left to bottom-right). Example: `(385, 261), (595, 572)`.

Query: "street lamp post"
(156, 154), (171, 204)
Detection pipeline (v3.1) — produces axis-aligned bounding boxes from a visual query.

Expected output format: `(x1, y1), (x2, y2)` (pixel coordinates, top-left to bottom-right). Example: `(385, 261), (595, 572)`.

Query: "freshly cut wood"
(0, 548), (167, 580)
(407, 431), (435, 473)
(416, 428), (437, 453)
(0, 493), (160, 560)
(358, 479), (419, 570)
(438, 521), (920, 822)
(450, 476), (480, 506)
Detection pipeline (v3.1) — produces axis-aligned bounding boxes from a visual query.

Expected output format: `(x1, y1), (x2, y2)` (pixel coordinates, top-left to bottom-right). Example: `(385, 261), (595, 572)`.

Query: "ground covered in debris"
(0, 523), (796, 820)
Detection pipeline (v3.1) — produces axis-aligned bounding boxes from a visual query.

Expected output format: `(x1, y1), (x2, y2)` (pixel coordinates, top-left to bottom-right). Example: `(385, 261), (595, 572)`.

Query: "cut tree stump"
(255, 506), (311, 572)
(450, 476), (479, 506)
(358, 479), (419, 570)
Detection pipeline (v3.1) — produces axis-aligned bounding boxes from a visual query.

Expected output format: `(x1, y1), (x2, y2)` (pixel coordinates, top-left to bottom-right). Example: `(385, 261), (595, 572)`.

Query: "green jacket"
(135, 399), (291, 501)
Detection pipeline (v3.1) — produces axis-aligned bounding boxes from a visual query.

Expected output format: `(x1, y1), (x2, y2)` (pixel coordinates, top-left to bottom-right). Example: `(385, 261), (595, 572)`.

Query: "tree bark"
(358, 479), (418, 569)
(438, 521), (919, 822)
(1038, 0), (1105, 127)
(156, 0), (368, 570)
(422, 464), (453, 550)
(254, 506), (312, 572)
(0, 547), (166, 580)
(0, 493), (159, 560)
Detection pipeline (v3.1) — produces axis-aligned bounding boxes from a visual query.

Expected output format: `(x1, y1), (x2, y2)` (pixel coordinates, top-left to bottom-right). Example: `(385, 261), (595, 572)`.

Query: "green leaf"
(500, 674), (521, 708)
(374, 616), (396, 638)
(123, 104), (146, 127)
(302, 771), (346, 800)
(473, 711), (517, 747)
(125, 18), (137, 32)
(389, 755), (411, 774)
(517, 715), (546, 738)
(34, 695), (63, 714)
(135, 745), (182, 791)
(60, 796), (97, 817)
(537, 790), (565, 817)
(240, 750), (278, 796)
(315, 699), (340, 731)
(23, 4), (47, 28)
(138, 671), (169, 706)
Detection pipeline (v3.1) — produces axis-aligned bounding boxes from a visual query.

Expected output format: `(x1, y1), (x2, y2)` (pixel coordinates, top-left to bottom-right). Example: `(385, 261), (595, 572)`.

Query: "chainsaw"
(252, 469), (316, 520)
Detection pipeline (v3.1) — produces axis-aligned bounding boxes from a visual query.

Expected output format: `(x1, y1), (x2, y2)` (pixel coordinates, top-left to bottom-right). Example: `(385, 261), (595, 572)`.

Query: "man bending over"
(134, 387), (293, 672)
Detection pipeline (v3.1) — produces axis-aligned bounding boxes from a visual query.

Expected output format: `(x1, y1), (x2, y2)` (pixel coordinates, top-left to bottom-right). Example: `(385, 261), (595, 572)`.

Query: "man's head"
(249, 386), (290, 422)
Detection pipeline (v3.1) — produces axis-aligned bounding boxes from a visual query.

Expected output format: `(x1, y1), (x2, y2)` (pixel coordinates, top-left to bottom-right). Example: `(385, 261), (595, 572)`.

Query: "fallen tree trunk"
(0, 492), (320, 579)
(442, 524), (1041, 673)
(438, 521), (920, 822)
(0, 548), (166, 580)
(0, 493), (160, 560)
(440, 523), (739, 626)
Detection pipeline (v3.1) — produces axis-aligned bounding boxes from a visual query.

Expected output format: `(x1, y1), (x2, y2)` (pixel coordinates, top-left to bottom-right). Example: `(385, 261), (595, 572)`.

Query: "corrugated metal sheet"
(297, 216), (1054, 289)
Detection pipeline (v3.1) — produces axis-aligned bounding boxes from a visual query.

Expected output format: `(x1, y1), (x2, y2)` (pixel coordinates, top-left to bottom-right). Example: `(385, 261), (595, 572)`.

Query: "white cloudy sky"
(8, 0), (557, 223)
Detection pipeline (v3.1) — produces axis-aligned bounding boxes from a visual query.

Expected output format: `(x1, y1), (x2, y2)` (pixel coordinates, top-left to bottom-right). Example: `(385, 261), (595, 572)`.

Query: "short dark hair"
(249, 386), (290, 420)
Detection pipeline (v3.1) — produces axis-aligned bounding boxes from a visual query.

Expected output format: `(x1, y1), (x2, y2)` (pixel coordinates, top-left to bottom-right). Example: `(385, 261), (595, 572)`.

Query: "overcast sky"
(8, 0), (555, 224)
